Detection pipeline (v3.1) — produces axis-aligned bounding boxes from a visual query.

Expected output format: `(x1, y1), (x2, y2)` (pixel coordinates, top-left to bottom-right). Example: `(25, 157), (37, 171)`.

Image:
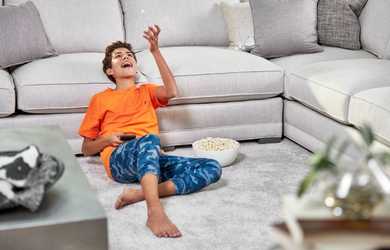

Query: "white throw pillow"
(220, 1), (254, 51)
(249, 0), (323, 58)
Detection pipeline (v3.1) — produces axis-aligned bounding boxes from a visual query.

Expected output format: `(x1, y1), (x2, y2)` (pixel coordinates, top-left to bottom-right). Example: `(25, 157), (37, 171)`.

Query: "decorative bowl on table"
(192, 137), (240, 167)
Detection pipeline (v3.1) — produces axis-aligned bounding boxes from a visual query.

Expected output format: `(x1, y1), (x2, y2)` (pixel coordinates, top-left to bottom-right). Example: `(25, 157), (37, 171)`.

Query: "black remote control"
(120, 134), (136, 141)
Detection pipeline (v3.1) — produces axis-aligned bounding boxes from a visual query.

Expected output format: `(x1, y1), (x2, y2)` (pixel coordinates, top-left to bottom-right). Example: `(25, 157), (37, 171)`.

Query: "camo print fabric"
(110, 134), (222, 194)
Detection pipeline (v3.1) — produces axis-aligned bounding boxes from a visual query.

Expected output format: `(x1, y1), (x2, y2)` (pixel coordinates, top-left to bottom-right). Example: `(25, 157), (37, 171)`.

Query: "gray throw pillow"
(249, 0), (323, 59)
(0, 1), (56, 69)
(318, 0), (368, 50)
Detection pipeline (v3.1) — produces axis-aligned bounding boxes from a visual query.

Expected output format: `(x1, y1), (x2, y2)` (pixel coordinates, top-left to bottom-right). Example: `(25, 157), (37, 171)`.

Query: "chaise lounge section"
(279, 0), (390, 156)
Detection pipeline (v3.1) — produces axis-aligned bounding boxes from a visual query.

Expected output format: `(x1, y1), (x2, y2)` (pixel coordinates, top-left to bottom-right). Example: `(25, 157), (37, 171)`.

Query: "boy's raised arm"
(143, 25), (177, 102)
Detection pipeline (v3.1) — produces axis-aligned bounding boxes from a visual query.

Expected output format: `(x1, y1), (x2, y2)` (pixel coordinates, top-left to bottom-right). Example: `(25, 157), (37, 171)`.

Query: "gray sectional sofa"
(0, 0), (389, 159)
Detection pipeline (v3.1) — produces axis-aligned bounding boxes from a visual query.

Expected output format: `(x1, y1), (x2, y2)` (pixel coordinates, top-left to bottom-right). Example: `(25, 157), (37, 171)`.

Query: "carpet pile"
(77, 139), (310, 250)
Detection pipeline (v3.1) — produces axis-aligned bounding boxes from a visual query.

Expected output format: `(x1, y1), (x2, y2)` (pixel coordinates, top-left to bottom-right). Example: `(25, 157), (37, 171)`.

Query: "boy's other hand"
(105, 132), (125, 147)
(143, 24), (161, 53)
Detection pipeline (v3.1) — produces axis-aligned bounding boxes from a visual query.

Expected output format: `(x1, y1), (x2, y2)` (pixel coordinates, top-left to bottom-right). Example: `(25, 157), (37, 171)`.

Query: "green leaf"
(325, 136), (337, 156)
(309, 152), (336, 171)
(298, 170), (317, 198)
(374, 152), (390, 166)
(358, 123), (375, 147)
(308, 136), (338, 171)
(334, 139), (350, 163)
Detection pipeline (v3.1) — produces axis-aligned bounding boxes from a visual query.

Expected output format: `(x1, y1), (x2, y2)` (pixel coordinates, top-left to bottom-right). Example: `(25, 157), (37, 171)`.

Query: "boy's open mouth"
(121, 63), (133, 68)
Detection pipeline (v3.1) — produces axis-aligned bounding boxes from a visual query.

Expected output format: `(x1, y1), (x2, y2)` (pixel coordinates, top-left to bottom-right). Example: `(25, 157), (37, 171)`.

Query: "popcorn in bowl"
(192, 137), (240, 167)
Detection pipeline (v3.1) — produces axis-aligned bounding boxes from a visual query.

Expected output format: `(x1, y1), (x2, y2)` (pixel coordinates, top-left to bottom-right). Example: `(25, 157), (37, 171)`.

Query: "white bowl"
(192, 137), (240, 167)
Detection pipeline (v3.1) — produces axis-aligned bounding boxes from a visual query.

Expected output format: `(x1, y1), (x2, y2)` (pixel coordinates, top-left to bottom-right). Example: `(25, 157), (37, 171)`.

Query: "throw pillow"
(317, 0), (368, 50)
(220, 1), (255, 51)
(249, 0), (323, 58)
(120, 0), (234, 51)
(0, 1), (56, 69)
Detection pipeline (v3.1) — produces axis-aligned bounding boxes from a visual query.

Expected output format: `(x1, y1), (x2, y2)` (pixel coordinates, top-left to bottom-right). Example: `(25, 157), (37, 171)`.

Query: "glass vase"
(323, 159), (385, 219)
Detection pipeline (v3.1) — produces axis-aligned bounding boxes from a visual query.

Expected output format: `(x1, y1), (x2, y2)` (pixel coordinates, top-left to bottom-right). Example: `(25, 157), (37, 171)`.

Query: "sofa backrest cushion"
(359, 0), (390, 59)
(11, 53), (114, 114)
(5, 0), (124, 54)
(120, 0), (236, 51)
(0, 1), (56, 69)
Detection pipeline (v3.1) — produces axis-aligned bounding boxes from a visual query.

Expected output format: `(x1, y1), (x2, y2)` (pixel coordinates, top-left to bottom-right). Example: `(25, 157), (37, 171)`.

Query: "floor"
(77, 139), (311, 250)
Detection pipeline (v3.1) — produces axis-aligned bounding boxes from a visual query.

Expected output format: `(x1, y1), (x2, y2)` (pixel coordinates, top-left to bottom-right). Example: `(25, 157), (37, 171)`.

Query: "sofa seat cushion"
(286, 59), (390, 123)
(0, 69), (15, 117)
(137, 47), (284, 105)
(11, 53), (114, 113)
(270, 46), (376, 73)
(349, 87), (390, 144)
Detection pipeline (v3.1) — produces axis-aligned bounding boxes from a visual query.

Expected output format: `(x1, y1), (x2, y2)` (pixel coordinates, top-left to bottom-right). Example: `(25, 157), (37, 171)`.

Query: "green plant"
(297, 124), (390, 198)
(358, 124), (390, 166)
(297, 137), (348, 197)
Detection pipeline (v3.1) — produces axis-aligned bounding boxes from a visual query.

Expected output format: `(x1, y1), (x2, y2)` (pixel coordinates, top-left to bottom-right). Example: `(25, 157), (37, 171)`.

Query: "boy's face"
(106, 47), (138, 81)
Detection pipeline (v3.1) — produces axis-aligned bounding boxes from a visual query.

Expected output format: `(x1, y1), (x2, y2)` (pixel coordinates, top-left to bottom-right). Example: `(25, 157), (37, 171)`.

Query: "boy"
(79, 25), (222, 238)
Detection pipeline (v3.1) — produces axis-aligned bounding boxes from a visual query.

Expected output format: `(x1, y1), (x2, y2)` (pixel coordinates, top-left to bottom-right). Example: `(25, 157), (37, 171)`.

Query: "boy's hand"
(143, 24), (161, 53)
(104, 132), (125, 147)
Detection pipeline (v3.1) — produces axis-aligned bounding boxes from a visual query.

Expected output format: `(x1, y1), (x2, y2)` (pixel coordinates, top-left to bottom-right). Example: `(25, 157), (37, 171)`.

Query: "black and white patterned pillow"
(318, 0), (368, 50)
(0, 145), (64, 212)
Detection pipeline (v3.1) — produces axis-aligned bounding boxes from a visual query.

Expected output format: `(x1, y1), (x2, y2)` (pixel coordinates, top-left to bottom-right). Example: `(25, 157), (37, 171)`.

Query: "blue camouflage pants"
(109, 134), (222, 195)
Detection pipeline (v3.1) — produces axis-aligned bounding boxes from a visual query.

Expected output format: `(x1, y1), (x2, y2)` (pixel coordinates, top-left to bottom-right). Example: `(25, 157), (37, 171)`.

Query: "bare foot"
(115, 187), (144, 209)
(146, 206), (182, 238)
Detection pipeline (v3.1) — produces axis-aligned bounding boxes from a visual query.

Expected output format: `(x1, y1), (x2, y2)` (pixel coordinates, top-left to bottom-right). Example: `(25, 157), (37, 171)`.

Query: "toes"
(149, 226), (167, 238)
(167, 225), (181, 238)
(172, 228), (182, 238)
(146, 214), (182, 238)
(166, 228), (174, 238)
(158, 230), (168, 238)
(174, 229), (182, 237)
(152, 227), (182, 238)
(161, 227), (170, 238)
(114, 198), (123, 209)
(159, 226), (174, 238)
(168, 230), (178, 238)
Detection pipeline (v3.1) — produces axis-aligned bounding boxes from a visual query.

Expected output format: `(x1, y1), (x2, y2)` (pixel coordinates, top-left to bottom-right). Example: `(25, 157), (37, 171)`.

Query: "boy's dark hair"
(102, 41), (137, 83)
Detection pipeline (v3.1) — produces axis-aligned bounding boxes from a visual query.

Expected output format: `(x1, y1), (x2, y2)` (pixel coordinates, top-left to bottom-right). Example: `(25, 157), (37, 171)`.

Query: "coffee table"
(0, 126), (107, 250)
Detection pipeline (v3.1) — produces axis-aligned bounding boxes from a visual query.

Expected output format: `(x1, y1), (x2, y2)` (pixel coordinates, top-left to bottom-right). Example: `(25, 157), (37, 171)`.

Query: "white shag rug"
(77, 139), (311, 250)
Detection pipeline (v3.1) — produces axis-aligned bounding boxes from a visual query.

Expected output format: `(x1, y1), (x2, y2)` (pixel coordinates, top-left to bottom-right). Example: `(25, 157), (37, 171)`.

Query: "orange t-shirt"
(79, 83), (168, 177)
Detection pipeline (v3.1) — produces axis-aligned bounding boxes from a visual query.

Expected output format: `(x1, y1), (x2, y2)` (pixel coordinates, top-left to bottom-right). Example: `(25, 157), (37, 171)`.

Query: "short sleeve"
(145, 84), (169, 109)
(79, 95), (103, 139)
